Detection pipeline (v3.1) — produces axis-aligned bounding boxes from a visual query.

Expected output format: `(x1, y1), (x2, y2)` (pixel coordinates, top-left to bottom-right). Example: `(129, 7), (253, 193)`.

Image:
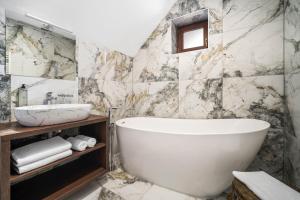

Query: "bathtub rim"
(116, 117), (270, 136)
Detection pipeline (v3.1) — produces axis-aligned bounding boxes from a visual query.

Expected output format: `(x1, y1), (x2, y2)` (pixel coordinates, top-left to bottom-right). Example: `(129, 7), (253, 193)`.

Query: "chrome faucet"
(44, 92), (57, 105)
(108, 107), (119, 124)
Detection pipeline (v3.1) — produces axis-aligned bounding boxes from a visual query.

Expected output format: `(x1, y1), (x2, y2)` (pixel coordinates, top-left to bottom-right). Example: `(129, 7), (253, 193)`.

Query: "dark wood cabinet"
(0, 115), (108, 200)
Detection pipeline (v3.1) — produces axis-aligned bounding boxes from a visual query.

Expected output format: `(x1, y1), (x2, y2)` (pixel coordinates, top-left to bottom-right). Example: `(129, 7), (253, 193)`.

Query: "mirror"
(5, 12), (77, 80)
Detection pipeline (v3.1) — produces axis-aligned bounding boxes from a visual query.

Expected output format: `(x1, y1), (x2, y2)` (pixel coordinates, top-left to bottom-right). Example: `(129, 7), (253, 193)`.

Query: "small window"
(176, 22), (208, 53)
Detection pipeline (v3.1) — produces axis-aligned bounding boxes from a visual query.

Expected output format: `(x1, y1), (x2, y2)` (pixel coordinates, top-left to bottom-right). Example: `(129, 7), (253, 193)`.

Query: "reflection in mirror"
(183, 28), (204, 49)
(6, 16), (76, 80)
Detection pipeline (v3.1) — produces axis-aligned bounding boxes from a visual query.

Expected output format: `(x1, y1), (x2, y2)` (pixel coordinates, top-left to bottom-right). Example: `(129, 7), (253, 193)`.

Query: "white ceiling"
(0, 0), (176, 56)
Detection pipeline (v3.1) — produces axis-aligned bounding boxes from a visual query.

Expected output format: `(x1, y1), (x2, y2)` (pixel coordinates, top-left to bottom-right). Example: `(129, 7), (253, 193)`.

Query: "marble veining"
(284, 0), (300, 188)
(132, 81), (178, 117)
(77, 41), (133, 82)
(223, 75), (284, 179)
(79, 77), (132, 119)
(0, 75), (10, 122)
(179, 78), (222, 118)
(0, 9), (5, 75)
(6, 19), (76, 80)
(98, 168), (228, 200)
(223, 0), (284, 77)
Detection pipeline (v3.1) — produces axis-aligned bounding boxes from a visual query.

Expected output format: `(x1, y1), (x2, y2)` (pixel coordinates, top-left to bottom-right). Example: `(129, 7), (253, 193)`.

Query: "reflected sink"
(15, 104), (92, 127)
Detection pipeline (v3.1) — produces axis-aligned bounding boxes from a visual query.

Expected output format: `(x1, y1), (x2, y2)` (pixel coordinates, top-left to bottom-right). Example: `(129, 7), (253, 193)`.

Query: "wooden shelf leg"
(0, 140), (11, 200)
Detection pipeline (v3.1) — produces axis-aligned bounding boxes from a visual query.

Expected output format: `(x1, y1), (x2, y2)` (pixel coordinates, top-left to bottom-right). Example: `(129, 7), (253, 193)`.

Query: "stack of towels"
(11, 136), (72, 174)
(11, 135), (97, 174)
(67, 135), (97, 151)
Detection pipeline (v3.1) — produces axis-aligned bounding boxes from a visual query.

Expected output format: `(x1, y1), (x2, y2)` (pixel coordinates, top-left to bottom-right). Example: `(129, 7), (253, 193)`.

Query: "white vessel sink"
(15, 104), (92, 127)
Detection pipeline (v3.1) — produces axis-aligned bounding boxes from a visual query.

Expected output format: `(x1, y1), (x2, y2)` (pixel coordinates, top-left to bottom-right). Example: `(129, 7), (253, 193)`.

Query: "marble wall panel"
(0, 8), (5, 75)
(284, 0), (300, 188)
(0, 75), (10, 122)
(223, 75), (284, 179)
(223, 0), (283, 77)
(132, 81), (178, 117)
(77, 41), (133, 83)
(179, 78), (222, 118)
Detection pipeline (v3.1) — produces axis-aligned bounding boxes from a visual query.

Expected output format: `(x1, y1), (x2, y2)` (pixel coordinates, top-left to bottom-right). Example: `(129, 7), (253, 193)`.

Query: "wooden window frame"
(176, 21), (208, 53)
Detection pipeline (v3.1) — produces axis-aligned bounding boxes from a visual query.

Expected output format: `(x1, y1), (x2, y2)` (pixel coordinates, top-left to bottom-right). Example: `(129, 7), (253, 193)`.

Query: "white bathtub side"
(116, 118), (268, 197)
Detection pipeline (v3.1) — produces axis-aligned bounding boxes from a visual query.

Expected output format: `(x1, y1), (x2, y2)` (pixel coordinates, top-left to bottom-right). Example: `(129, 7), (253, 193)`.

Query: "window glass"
(183, 28), (204, 49)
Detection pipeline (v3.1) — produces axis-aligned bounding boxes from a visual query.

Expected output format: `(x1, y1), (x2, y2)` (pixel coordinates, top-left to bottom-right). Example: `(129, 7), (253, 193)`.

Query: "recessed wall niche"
(172, 9), (208, 54)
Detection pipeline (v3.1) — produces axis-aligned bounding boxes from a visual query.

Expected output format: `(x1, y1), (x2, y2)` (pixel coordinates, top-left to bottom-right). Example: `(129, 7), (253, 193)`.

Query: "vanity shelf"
(0, 115), (108, 200)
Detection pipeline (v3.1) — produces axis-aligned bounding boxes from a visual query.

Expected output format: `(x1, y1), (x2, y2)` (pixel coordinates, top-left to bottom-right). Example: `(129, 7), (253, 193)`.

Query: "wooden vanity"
(0, 115), (108, 200)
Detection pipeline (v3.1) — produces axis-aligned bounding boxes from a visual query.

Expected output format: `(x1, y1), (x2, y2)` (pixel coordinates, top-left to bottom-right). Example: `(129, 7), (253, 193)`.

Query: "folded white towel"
(14, 150), (72, 174)
(233, 171), (300, 200)
(75, 135), (96, 147)
(12, 136), (72, 167)
(67, 137), (88, 151)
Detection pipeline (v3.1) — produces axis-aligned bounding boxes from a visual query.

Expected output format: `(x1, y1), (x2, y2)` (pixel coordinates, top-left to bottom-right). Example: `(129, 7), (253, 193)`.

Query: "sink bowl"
(15, 104), (92, 126)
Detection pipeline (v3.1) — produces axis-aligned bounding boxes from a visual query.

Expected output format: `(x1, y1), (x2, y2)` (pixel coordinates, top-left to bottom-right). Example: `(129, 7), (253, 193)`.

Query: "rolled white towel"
(12, 136), (72, 167)
(14, 150), (72, 174)
(75, 135), (97, 147)
(67, 137), (88, 151)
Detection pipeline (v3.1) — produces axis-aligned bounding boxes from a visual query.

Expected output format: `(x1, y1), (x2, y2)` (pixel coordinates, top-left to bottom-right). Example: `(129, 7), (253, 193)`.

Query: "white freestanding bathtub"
(116, 117), (270, 198)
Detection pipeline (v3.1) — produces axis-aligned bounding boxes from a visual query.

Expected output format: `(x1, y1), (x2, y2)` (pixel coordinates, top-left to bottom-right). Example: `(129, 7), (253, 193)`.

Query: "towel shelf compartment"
(11, 151), (106, 200)
(10, 142), (106, 184)
(0, 115), (108, 200)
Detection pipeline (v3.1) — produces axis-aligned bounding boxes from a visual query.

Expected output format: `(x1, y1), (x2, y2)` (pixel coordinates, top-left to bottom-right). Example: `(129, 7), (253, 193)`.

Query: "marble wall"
(132, 0), (285, 180)
(6, 18), (76, 80)
(284, 0), (300, 188)
(77, 40), (133, 121)
(0, 7), (10, 123)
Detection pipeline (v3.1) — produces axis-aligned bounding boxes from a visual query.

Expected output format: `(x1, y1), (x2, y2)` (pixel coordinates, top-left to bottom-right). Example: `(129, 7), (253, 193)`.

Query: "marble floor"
(67, 168), (228, 200)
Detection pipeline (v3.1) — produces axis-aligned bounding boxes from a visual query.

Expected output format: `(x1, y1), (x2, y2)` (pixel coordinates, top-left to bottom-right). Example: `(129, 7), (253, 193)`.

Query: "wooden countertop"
(0, 115), (108, 141)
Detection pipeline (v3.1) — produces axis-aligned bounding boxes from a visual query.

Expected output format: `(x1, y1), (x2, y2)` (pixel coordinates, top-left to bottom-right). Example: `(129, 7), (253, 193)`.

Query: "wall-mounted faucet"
(43, 92), (57, 105)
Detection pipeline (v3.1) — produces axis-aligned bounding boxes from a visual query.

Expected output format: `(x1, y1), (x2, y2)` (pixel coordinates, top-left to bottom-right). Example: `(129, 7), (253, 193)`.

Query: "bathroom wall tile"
(133, 50), (179, 83)
(284, 0), (300, 187)
(223, 75), (284, 179)
(77, 41), (133, 82)
(223, 0), (283, 32)
(132, 81), (178, 117)
(0, 8), (5, 75)
(286, 71), (300, 139)
(77, 41), (106, 79)
(223, 19), (283, 77)
(179, 79), (222, 119)
(79, 77), (131, 117)
(6, 19), (76, 80)
(178, 33), (223, 80)
(10, 75), (78, 121)
(0, 75), (10, 123)
(223, 75), (284, 118)
(105, 50), (133, 83)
